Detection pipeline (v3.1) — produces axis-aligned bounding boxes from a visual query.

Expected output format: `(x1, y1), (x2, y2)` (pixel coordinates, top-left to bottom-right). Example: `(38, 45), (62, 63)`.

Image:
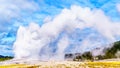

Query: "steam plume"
(13, 5), (120, 60)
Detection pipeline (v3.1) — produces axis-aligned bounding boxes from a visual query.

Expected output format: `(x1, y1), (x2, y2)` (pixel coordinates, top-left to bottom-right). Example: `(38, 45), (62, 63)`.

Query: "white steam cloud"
(13, 5), (120, 60)
(117, 4), (120, 12)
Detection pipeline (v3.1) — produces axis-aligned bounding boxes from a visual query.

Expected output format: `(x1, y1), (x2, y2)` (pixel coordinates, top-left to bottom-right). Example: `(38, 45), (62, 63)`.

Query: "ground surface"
(1, 61), (120, 68)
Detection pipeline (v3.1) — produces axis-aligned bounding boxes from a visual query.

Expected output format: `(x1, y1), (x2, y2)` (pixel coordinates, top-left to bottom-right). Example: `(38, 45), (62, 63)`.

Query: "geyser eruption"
(13, 5), (120, 60)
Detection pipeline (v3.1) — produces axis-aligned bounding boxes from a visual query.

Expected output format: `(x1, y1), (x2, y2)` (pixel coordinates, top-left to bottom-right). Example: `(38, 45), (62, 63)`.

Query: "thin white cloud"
(117, 4), (120, 12)
(0, 0), (38, 18)
(0, 0), (39, 31)
(0, 45), (13, 56)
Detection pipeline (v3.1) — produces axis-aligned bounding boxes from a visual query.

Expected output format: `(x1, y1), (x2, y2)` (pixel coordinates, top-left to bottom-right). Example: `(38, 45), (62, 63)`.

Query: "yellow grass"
(0, 61), (120, 68)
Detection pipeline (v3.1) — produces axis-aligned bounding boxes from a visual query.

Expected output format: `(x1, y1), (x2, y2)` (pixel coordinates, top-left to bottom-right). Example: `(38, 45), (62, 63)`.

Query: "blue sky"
(0, 0), (120, 56)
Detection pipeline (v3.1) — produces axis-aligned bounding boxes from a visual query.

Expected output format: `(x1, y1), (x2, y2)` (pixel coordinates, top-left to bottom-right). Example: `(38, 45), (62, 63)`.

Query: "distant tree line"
(65, 41), (120, 61)
(103, 41), (120, 59)
(0, 55), (13, 61)
(73, 52), (93, 61)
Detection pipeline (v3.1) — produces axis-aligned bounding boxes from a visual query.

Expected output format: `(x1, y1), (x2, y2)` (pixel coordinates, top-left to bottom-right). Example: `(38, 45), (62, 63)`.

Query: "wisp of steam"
(13, 5), (120, 60)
